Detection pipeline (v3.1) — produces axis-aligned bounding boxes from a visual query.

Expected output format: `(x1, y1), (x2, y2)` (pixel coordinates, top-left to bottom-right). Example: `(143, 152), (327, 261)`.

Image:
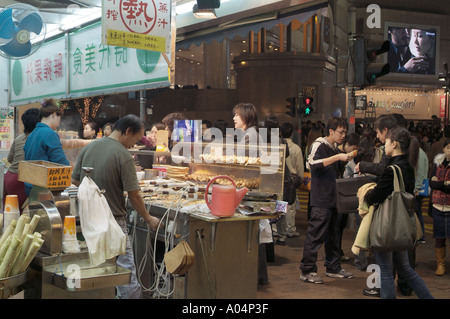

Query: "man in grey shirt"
(72, 114), (160, 299)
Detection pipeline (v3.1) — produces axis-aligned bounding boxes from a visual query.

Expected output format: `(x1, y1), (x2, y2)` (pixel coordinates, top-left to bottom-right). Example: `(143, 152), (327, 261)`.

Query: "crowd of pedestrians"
(287, 114), (448, 299)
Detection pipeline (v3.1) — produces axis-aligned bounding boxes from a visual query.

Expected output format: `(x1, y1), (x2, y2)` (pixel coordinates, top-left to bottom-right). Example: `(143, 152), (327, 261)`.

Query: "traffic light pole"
(293, 79), (303, 148)
(347, 8), (356, 134)
(347, 33), (356, 134)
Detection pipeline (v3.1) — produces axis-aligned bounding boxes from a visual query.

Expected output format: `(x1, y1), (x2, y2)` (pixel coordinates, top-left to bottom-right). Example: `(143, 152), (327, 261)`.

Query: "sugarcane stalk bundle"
(0, 215), (44, 279)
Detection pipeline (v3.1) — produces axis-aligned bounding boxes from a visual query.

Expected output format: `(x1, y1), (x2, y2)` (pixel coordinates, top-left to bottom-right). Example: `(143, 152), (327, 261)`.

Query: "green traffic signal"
(302, 96), (313, 117)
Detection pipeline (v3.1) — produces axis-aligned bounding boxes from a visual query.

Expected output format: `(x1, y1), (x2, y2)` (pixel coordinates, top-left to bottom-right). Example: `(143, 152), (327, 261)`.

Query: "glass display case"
(131, 141), (286, 200)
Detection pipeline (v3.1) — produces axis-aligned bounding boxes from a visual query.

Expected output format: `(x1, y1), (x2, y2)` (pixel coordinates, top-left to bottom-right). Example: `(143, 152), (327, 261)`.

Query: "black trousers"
(300, 206), (342, 274)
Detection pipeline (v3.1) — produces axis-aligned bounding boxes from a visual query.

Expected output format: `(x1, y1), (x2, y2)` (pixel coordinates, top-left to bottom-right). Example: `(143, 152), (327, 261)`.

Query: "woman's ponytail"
(386, 127), (419, 169)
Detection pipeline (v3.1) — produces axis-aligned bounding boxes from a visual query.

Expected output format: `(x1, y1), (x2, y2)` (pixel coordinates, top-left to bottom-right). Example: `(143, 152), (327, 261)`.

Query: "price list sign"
(102, 0), (171, 53)
(46, 167), (73, 188)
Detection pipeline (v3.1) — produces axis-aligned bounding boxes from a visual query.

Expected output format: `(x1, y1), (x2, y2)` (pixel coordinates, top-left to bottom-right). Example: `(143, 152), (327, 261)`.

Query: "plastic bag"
(77, 176), (126, 266)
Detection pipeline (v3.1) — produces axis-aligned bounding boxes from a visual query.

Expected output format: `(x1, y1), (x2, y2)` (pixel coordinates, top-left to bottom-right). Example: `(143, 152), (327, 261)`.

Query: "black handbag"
(336, 175), (376, 213)
(369, 165), (417, 252)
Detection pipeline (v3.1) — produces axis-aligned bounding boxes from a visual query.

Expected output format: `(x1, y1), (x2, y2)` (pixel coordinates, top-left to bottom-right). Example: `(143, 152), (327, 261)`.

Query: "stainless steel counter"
(24, 250), (130, 299)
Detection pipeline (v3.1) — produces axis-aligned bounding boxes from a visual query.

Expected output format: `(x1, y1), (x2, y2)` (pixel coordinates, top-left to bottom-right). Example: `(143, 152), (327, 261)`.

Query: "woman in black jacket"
(364, 127), (433, 299)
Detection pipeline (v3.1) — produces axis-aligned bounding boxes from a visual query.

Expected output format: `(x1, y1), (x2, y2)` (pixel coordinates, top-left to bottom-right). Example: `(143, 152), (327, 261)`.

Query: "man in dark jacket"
(355, 114), (397, 177)
(299, 117), (354, 284)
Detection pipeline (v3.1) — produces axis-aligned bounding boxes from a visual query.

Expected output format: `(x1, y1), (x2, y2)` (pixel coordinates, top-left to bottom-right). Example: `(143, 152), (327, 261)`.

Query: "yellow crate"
(18, 161), (72, 190)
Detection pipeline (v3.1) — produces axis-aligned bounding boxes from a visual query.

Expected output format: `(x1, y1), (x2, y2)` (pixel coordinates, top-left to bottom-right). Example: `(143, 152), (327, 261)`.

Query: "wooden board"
(18, 161), (72, 190)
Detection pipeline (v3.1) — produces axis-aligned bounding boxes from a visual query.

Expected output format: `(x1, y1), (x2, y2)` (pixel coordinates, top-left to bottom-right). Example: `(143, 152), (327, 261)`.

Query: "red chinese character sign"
(102, 0), (171, 53)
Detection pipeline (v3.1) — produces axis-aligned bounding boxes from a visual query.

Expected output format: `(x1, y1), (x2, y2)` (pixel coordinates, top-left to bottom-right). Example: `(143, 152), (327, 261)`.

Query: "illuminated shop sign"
(102, 0), (172, 53)
(9, 22), (170, 104)
(369, 98), (416, 112)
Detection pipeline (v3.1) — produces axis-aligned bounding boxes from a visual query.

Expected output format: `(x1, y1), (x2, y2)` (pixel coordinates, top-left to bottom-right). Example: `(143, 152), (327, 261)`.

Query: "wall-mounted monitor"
(384, 22), (439, 79)
(172, 119), (202, 143)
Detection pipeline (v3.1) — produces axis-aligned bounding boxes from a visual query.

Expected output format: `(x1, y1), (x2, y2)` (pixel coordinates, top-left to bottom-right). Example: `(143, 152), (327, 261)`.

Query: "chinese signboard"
(10, 38), (66, 104)
(0, 107), (14, 150)
(9, 22), (170, 104)
(102, 0), (171, 53)
(440, 95), (446, 118)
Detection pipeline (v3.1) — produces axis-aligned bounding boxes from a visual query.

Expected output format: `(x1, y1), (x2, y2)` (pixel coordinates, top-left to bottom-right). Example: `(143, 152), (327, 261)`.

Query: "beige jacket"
(352, 182), (376, 255)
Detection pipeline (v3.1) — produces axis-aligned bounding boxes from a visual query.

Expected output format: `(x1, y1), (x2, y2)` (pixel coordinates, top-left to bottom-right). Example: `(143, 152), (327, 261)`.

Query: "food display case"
(127, 142), (286, 299)
(131, 141), (286, 199)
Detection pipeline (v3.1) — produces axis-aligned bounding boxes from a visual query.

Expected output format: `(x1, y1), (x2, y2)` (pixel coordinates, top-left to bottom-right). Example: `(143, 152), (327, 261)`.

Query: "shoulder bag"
(369, 165), (417, 252)
(336, 174), (376, 213)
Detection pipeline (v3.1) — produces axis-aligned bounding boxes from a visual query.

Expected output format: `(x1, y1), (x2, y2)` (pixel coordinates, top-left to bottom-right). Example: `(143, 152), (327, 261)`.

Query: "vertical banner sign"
(102, 0), (171, 53)
(440, 95), (446, 118)
(0, 107), (14, 150)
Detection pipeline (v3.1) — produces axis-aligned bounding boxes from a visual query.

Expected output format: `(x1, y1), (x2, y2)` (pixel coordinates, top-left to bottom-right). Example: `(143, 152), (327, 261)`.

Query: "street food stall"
(0, 161), (132, 299)
(128, 142), (287, 299)
(0, 140), (286, 299)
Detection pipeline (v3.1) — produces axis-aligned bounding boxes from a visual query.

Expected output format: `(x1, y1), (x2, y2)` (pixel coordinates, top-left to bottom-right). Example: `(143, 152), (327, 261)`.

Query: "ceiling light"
(193, 4), (217, 19)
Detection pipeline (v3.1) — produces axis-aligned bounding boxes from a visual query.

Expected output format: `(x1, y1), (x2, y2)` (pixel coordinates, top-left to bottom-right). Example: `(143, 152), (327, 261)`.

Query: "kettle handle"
(204, 175), (237, 211)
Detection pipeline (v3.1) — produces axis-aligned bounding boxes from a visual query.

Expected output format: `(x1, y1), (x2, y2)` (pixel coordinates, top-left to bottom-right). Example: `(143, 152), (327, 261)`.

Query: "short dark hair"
(345, 133), (360, 147)
(392, 113), (407, 128)
(113, 114), (144, 135)
(151, 122), (165, 131)
(86, 121), (98, 135)
(326, 117), (348, 135)
(232, 103), (258, 128)
(162, 112), (185, 133)
(103, 122), (114, 132)
(202, 120), (212, 128)
(374, 114), (397, 132)
(280, 122), (294, 138)
(22, 108), (40, 134)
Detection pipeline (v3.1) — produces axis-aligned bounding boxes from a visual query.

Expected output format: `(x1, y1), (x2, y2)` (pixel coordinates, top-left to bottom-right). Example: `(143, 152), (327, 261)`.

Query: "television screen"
(385, 22), (439, 76)
(172, 119), (201, 143)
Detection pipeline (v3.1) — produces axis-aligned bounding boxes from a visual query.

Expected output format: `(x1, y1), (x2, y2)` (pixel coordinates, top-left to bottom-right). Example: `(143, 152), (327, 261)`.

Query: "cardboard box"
(18, 161), (72, 190)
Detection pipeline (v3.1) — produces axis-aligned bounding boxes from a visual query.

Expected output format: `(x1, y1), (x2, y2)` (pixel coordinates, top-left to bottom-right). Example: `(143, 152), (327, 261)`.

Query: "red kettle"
(205, 175), (248, 217)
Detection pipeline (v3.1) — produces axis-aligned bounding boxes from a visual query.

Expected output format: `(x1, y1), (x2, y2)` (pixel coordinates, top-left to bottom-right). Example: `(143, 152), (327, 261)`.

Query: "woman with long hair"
(364, 127), (433, 299)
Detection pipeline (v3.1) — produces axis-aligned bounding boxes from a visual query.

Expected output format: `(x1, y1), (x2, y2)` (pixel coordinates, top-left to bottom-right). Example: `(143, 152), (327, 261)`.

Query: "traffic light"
(303, 96), (313, 116)
(285, 97), (296, 117)
(355, 38), (390, 87)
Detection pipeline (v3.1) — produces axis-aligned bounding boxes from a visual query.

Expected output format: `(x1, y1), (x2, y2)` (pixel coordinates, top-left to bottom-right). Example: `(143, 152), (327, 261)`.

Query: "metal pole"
(140, 90), (146, 122)
(444, 88), (449, 125)
(347, 7), (356, 133)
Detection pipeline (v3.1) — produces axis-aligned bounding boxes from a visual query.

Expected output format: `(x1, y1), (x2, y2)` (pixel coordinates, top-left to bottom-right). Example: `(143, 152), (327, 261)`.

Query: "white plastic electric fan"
(0, 3), (46, 59)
